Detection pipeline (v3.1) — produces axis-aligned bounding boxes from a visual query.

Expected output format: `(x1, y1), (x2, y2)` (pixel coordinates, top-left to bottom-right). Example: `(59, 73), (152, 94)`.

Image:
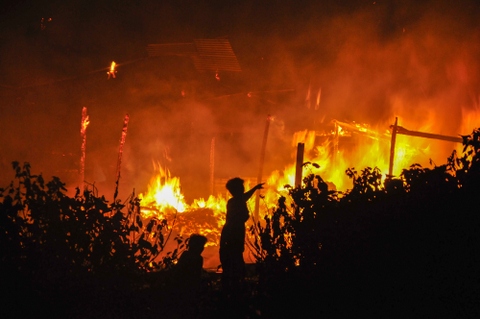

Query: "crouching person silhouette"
(220, 178), (264, 293)
(176, 234), (208, 289)
(171, 234), (208, 318)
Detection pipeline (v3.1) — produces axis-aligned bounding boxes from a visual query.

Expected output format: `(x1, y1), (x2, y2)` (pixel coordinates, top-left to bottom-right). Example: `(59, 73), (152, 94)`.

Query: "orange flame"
(80, 107), (90, 136)
(107, 61), (117, 79)
(79, 107), (89, 188)
(138, 116), (472, 263)
(139, 163), (227, 249)
(139, 162), (188, 215)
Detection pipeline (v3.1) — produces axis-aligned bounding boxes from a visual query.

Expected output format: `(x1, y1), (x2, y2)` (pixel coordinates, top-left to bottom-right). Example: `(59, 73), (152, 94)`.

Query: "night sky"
(1, 0), (480, 201)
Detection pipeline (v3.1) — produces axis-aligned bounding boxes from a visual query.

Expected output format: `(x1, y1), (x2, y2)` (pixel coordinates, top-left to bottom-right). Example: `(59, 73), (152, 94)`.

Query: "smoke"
(250, 1), (480, 163)
(1, 0), (480, 201)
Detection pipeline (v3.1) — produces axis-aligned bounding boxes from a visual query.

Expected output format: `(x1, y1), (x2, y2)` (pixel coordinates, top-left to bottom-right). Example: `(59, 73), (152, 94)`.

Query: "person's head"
(187, 234), (208, 255)
(226, 177), (245, 197)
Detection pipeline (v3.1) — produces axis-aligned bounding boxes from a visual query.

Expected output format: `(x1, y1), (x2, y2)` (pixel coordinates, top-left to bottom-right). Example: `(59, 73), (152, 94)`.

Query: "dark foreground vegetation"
(2, 130), (480, 318)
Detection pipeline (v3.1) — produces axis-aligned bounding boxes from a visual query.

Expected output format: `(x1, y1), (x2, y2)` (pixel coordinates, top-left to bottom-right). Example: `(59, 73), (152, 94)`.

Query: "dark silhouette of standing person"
(220, 178), (264, 292)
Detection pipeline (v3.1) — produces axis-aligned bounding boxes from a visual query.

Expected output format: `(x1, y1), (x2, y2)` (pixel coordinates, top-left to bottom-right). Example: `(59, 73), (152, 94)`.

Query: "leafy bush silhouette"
(3, 128), (480, 318)
(250, 128), (480, 318)
(0, 162), (181, 317)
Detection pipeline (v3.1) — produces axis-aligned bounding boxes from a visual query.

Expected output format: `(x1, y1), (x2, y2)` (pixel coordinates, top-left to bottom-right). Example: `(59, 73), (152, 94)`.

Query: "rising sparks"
(40, 18), (52, 31)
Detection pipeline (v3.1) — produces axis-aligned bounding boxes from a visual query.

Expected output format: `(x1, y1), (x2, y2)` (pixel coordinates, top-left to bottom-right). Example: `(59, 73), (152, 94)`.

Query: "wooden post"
(388, 117), (398, 177)
(295, 143), (305, 187)
(255, 115), (271, 220)
(333, 121), (339, 171)
(80, 107), (89, 192)
(209, 137), (215, 196)
(114, 114), (130, 202)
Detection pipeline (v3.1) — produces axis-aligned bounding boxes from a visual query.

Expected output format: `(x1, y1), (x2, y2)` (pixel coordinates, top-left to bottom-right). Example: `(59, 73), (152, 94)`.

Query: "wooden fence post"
(295, 143), (305, 188)
(389, 117), (398, 178)
(254, 115), (271, 220)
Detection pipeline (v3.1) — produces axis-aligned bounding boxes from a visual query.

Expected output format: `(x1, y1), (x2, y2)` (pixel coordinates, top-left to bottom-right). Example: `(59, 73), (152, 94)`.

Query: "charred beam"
(393, 126), (463, 144)
(209, 137), (215, 196)
(114, 114), (130, 202)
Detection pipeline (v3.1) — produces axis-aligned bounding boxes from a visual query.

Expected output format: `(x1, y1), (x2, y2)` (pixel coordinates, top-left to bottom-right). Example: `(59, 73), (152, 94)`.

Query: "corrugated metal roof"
(146, 39), (241, 72)
(191, 56), (242, 72)
(193, 39), (241, 71)
(146, 43), (197, 57)
(194, 39), (237, 57)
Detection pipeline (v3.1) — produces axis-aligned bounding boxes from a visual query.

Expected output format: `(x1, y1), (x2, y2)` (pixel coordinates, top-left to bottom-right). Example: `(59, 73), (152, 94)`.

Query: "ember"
(107, 61), (117, 79)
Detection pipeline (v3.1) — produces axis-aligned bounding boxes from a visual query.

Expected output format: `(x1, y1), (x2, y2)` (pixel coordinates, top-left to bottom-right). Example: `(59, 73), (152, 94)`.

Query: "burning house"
(1, 0), (479, 269)
(2, 2), (480, 318)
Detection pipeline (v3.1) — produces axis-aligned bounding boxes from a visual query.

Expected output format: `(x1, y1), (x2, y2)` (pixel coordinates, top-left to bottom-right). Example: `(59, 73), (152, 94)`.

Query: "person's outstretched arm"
(243, 183), (265, 201)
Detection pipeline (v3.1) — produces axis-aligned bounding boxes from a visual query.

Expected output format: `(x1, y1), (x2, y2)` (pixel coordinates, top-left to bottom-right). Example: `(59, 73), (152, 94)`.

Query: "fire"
(260, 117), (460, 199)
(138, 116), (470, 265)
(80, 107), (89, 189)
(80, 107), (90, 136)
(138, 164), (228, 250)
(138, 162), (188, 216)
(191, 195), (226, 215)
(107, 61), (117, 79)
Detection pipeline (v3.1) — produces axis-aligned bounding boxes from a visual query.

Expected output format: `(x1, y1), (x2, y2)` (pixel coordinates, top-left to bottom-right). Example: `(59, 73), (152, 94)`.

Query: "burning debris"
(68, 99), (472, 271)
(80, 107), (89, 190)
(107, 61), (117, 79)
(139, 163), (189, 214)
(130, 113), (469, 269)
(137, 162), (227, 251)
(2, 2), (480, 316)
